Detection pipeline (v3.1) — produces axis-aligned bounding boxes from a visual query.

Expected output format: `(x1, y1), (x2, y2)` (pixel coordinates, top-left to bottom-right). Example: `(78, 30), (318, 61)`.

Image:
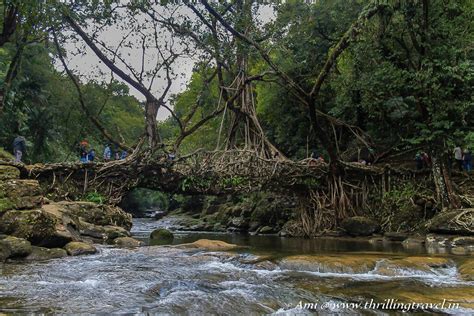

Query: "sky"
(64, 3), (275, 121)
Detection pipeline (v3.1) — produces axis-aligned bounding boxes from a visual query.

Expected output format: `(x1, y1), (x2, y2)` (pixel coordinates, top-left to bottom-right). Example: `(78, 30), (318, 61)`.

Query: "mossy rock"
(0, 209), (73, 247)
(0, 180), (42, 213)
(103, 225), (130, 240)
(0, 210), (57, 240)
(42, 202), (132, 230)
(150, 228), (174, 245)
(0, 165), (20, 180)
(0, 242), (11, 262)
(0, 148), (14, 161)
(341, 216), (380, 236)
(0, 236), (32, 258)
(25, 246), (67, 261)
(64, 242), (97, 256)
(114, 237), (143, 248)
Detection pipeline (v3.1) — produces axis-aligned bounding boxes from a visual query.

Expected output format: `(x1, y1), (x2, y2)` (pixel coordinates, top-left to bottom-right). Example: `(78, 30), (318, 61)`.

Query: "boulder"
(64, 242), (97, 256)
(76, 220), (130, 241)
(0, 242), (11, 262)
(0, 209), (74, 247)
(42, 201), (132, 230)
(228, 216), (249, 231)
(0, 165), (20, 180)
(175, 239), (243, 251)
(25, 246), (67, 261)
(426, 209), (474, 235)
(341, 216), (380, 236)
(0, 236), (32, 258)
(257, 226), (275, 234)
(114, 237), (143, 248)
(150, 228), (174, 245)
(103, 225), (131, 240)
(0, 179), (43, 213)
(0, 148), (14, 161)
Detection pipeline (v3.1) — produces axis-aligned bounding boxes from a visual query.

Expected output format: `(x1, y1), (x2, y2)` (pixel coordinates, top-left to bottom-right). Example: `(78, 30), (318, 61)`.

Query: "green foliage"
(220, 176), (247, 187)
(180, 176), (212, 191)
(0, 44), (144, 163)
(84, 192), (106, 204)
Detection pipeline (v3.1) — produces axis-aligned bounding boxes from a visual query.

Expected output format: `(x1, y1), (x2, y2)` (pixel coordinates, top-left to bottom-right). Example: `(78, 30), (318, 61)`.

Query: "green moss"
(0, 165), (20, 180)
(0, 148), (14, 161)
(0, 198), (14, 213)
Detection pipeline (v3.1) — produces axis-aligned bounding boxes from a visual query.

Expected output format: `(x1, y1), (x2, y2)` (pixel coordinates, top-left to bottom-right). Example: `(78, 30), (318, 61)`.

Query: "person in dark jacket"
(463, 149), (472, 173)
(13, 135), (26, 163)
(88, 149), (96, 162)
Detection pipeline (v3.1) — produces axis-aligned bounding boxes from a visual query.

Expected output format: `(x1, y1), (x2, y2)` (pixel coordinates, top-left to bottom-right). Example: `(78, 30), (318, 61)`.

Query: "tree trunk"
(431, 153), (460, 209)
(145, 99), (161, 148)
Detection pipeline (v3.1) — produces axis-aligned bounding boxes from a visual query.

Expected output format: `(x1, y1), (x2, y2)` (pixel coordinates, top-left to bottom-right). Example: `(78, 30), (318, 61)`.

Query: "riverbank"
(0, 164), (134, 263)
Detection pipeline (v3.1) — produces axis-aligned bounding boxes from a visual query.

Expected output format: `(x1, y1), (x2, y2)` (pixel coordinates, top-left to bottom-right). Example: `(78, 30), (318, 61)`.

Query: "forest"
(0, 0), (472, 228)
(0, 1), (474, 314)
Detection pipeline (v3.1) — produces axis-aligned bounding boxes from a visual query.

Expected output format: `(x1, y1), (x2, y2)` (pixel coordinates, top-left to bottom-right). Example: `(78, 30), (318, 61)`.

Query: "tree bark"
(431, 153), (460, 209)
(145, 99), (161, 148)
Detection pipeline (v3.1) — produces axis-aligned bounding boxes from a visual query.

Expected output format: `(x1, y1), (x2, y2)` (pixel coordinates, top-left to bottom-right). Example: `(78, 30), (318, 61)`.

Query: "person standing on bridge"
(79, 140), (89, 163)
(454, 145), (463, 171)
(463, 149), (472, 173)
(103, 144), (112, 162)
(88, 148), (96, 162)
(12, 135), (26, 163)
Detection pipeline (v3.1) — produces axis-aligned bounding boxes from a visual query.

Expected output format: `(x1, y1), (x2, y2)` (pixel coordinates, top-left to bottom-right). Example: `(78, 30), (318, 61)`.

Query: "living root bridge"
(3, 150), (430, 204)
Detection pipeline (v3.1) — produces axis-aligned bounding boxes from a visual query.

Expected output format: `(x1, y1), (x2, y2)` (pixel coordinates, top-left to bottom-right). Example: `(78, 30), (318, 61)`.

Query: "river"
(0, 218), (473, 314)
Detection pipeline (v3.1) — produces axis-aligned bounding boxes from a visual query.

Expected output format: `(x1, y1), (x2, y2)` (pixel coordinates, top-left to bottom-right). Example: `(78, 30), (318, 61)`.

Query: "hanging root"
(453, 209), (474, 233)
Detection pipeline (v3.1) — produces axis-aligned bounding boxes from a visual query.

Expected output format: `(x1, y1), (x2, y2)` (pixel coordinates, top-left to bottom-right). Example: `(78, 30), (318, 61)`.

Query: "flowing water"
(0, 218), (473, 315)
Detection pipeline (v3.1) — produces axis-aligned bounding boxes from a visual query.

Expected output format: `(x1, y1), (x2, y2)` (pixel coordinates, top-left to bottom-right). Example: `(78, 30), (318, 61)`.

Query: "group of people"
(453, 146), (472, 172)
(414, 152), (431, 170)
(79, 140), (128, 163)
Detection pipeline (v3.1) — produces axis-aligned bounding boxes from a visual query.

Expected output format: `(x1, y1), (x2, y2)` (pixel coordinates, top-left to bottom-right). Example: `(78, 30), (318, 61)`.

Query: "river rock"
(103, 225), (131, 240)
(341, 216), (380, 236)
(0, 236), (32, 258)
(426, 209), (474, 235)
(64, 241), (97, 256)
(25, 246), (67, 261)
(150, 228), (174, 245)
(0, 179), (43, 213)
(257, 226), (275, 234)
(279, 254), (380, 274)
(425, 234), (451, 247)
(0, 242), (11, 262)
(374, 256), (451, 276)
(228, 216), (249, 231)
(0, 209), (74, 247)
(42, 201), (132, 230)
(114, 237), (143, 248)
(459, 259), (474, 281)
(0, 165), (20, 180)
(175, 239), (243, 251)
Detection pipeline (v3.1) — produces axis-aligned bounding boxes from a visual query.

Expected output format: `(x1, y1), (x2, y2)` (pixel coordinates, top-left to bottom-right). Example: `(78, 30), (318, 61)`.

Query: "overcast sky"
(64, 4), (275, 120)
